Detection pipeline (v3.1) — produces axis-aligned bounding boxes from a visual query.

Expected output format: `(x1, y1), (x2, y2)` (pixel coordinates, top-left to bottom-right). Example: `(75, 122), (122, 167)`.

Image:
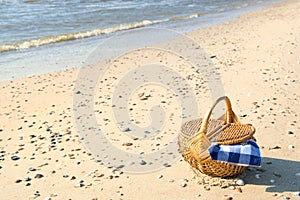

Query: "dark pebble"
(29, 167), (36, 171)
(63, 174), (69, 178)
(15, 179), (22, 183)
(11, 156), (20, 161)
(123, 128), (131, 132)
(140, 160), (147, 165)
(269, 146), (281, 150)
(25, 177), (32, 181)
(34, 174), (44, 179)
(163, 163), (171, 167)
(288, 130), (294, 135)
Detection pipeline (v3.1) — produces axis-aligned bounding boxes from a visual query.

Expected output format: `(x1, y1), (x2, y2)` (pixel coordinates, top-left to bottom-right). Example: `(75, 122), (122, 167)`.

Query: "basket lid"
(180, 118), (255, 145)
(213, 123), (255, 145)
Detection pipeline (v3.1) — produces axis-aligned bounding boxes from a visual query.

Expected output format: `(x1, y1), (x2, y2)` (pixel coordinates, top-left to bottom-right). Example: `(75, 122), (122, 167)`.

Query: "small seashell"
(180, 179), (188, 187)
(236, 179), (245, 186)
(229, 186), (235, 190)
(288, 145), (295, 149)
(293, 192), (300, 196)
(270, 179), (275, 183)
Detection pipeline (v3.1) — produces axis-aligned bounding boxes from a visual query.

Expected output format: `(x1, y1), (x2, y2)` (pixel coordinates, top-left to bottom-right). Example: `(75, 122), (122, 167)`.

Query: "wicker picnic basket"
(178, 96), (256, 177)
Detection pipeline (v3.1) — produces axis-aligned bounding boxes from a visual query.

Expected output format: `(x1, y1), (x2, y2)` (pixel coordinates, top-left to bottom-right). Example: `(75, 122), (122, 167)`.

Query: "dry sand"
(0, 0), (299, 199)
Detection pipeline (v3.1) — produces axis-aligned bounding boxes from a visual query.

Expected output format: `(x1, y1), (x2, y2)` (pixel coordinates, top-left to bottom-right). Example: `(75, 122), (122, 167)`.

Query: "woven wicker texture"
(178, 96), (256, 177)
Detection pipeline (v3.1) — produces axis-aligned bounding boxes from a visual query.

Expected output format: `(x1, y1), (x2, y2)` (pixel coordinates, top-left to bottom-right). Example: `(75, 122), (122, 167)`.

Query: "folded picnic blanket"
(208, 139), (262, 167)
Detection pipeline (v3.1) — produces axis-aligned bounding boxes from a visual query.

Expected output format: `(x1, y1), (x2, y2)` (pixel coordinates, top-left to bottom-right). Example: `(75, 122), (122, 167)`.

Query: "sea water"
(0, 0), (281, 81)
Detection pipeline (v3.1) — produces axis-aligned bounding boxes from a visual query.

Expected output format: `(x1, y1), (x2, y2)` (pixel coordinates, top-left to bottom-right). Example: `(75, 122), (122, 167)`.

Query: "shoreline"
(1, 0), (299, 199)
(0, 0), (282, 83)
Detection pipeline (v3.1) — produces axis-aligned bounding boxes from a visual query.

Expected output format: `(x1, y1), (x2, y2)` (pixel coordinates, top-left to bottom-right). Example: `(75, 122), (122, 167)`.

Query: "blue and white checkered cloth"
(208, 139), (262, 167)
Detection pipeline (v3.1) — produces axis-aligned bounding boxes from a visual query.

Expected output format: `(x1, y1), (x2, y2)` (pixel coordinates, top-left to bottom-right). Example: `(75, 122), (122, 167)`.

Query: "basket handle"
(199, 96), (238, 134)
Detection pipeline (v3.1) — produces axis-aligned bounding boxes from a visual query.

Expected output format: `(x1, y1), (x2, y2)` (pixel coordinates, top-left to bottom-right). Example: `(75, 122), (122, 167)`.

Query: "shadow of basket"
(243, 157), (300, 193)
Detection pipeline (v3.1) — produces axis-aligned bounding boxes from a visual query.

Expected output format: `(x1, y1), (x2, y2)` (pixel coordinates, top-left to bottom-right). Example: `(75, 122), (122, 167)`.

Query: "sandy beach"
(0, 0), (299, 199)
